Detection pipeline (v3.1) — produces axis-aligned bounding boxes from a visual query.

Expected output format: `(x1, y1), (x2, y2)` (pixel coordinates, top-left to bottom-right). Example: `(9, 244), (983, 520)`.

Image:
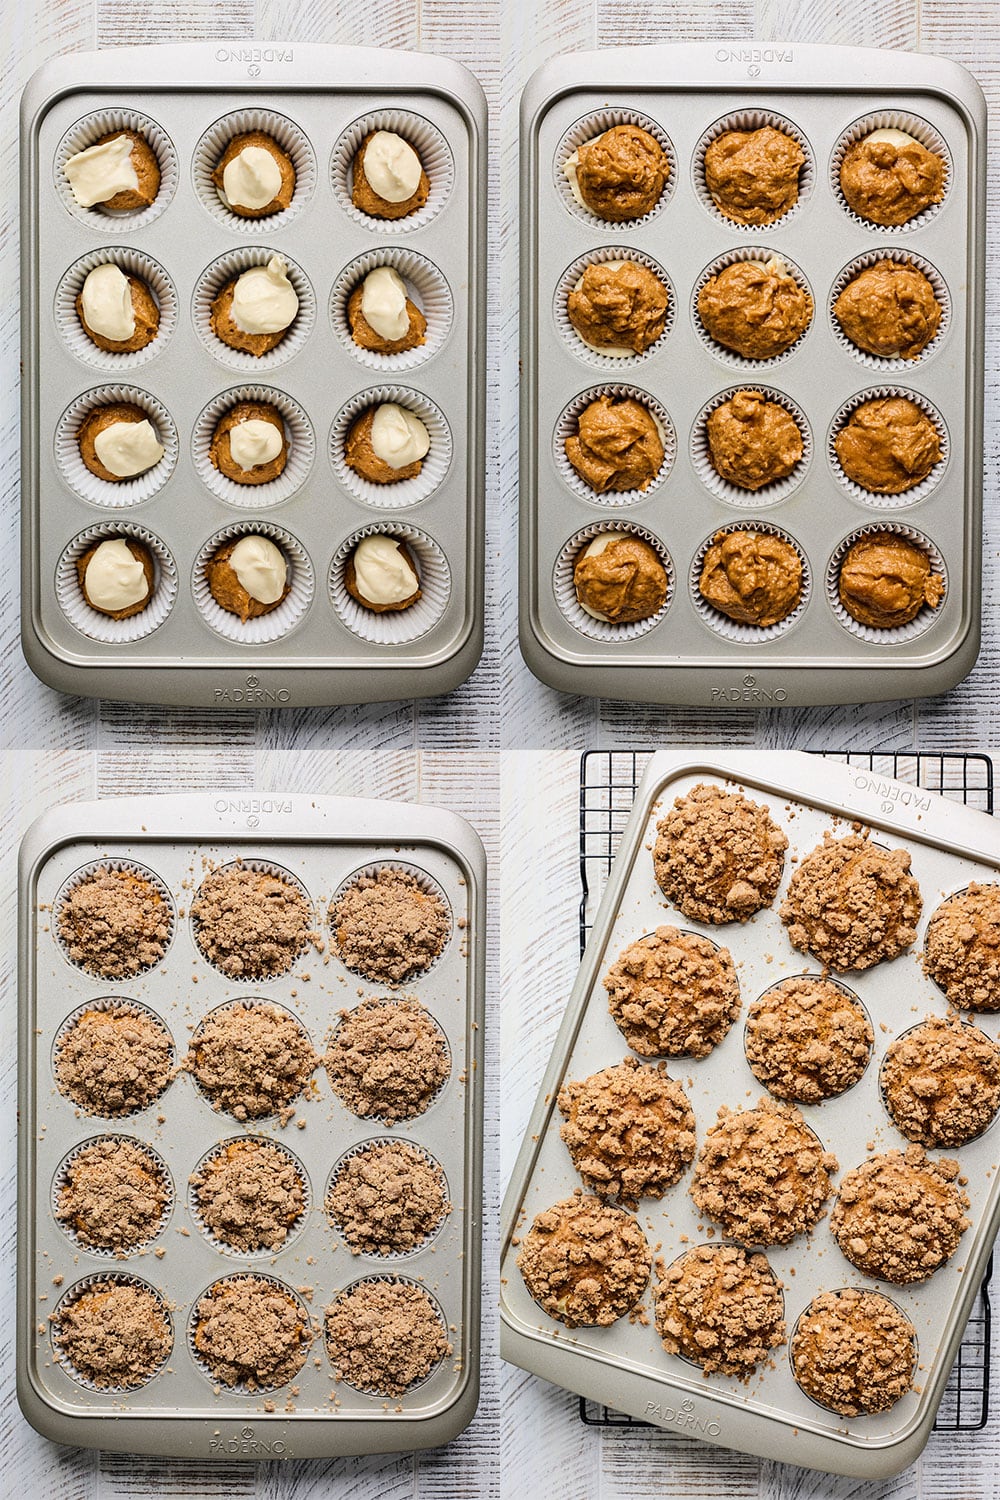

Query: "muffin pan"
(501, 749), (1000, 1478)
(518, 43), (985, 705)
(18, 793), (485, 1456)
(20, 43), (485, 705)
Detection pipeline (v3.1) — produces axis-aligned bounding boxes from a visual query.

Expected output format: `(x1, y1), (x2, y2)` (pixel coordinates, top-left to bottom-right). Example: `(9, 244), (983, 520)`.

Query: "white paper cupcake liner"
(52, 999), (176, 1113)
(325, 1139), (450, 1259)
(553, 520), (674, 643)
(828, 385), (949, 507)
(55, 384), (177, 507)
(694, 109), (814, 230)
(554, 108), (676, 230)
(827, 522), (948, 644)
(330, 386), (452, 509)
(331, 248), (454, 372)
(324, 1275), (450, 1394)
(191, 858), (313, 975)
(692, 246), (814, 369)
(53, 857), (176, 974)
(829, 249), (951, 371)
(690, 521), (811, 644)
(53, 108), (178, 231)
(692, 385), (811, 508)
(554, 246), (675, 370)
(329, 859), (453, 978)
(332, 109), (454, 234)
(188, 1273), (313, 1392)
(831, 110), (952, 233)
(56, 247), (177, 372)
(56, 523), (177, 643)
(192, 385), (314, 508)
(330, 524), (451, 645)
(53, 1135), (173, 1255)
(789, 1289), (917, 1414)
(192, 247), (315, 372)
(192, 521), (314, 644)
(554, 384), (675, 506)
(188, 1136), (310, 1257)
(51, 1274), (174, 1393)
(192, 107), (316, 233)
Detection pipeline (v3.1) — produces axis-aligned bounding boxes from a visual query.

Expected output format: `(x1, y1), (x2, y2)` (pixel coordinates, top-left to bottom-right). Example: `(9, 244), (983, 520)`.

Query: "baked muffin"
(698, 529), (803, 628)
(329, 866), (448, 981)
(64, 129), (160, 211)
(204, 535), (290, 622)
(54, 1003), (173, 1117)
(654, 1244), (786, 1379)
(835, 396), (941, 494)
(78, 403), (165, 483)
(209, 401), (287, 485)
(690, 1097), (837, 1246)
(352, 130), (429, 219)
(745, 976), (873, 1104)
(653, 782), (787, 924)
(703, 125), (804, 225)
(567, 260), (669, 356)
(325, 1280), (450, 1395)
(209, 255), (299, 356)
(557, 1055), (696, 1206)
(516, 1191), (651, 1327)
(76, 263), (160, 353)
(564, 394), (664, 494)
(57, 865), (170, 978)
(792, 1289), (916, 1416)
(186, 1002), (317, 1122)
(837, 533), (945, 629)
(564, 124), (668, 221)
(212, 130), (294, 217)
(344, 536), (422, 613)
(780, 830), (922, 971)
(56, 1137), (168, 1253)
(51, 1279), (171, 1390)
(326, 1140), (450, 1256)
(324, 998), (450, 1124)
(698, 257), (812, 360)
(77, 538), (154, 620)
(345, 403), (430, 484)
(193, 1276), (310, 1390)
(881, 1013), (1000, 1147)
(573, 533), (667, 624)
(347, 266), (427, 354)
(839, 127), (946, 227)
(192, 862), (312, 977)
(834, 260), (942, 361)
(603, 926), (740, 1060)
(923, 884), (1000, 1010)
(830, 1144), (970, 1284)
(191, 1139), (306, 1253)
(705, 389), (803, 491)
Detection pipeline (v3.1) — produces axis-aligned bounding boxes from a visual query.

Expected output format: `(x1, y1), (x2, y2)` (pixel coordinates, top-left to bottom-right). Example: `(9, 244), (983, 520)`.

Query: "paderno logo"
(214, 673), (292, 705)
(710, 673), (788, 705)
(644, 1397), (722, 1438)
(208, 1424), (289, 1457)
(215, 47), (294, 64)
(715, 46), (794, 64)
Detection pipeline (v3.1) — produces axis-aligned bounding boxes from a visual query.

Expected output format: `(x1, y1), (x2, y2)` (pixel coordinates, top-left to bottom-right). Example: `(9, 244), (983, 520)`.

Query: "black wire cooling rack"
(577, 749), (994, 1435)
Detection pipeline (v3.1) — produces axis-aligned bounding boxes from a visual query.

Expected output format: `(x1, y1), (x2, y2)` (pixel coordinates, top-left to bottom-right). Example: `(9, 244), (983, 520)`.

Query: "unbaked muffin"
(830, 1143), (969, 1284)
(705, 389), (804, 491)
(923, 884), (1000, 1010)
(698, 256), (812, 360)
(780, 830), (922, 971)
(345, 403), (430, 484)
(654, 1244), (786, 1379)
(185, 1002), (317, 1122)
(329, 866), (449, 982)
(56, 1137), (169, 1253)
(57, 865), (170, 977)
(324, 998), (450, 1123)
(192, 862), (313, 976)
(881, 1013), (1000, 1147)
(564, 394), (664, 494)
(792, 1288), (916, 1416)
(834, 396), (941, 494)
(326, 1140), (450, 1256)
(837, 532), (945, 630)
(567, 260), (669, 356)
(839, 127), (946, 227)
(204, 535), (291, 623)
(54, 1003), (173, 1117)
(573, 533), (668, 624)
(64, 129), (161, 212)
(191, 1138), (307, 1253)
(344, 536), (422, 614)
(564, 124), (668, 221)
(653, 782), (788, 924)
(698, 529), (803, 628)
(209, 255), (299, 357)
(703, 125), (804, 226)
(745, 976), (874, 1103)
(76, 263), (160, 353)
(212, 131), (294, 218)
(834, 260), (942, 361)
(325, 1279), (450, 1395)
(347, 266), (427, 354)
(78, 403), (165, 483)
(603, 926), (740, 1059)
(516, 1190), (651, 1327)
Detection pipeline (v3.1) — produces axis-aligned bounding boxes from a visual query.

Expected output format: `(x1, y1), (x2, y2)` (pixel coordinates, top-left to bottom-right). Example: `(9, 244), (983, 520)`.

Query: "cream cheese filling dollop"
(84, 538), (149, 611)
(93, 419), (165, 478)
(231, 255), (299, 335)
(352, 535), (419, 605)
(64, 135), (140, 208)
(362, 131), (422, 204)
(228, 418), (284, 471)
(222, 145), (283, 211)
(228, 535), (287, 604)
(370, 404), (430, 470)
(563, 148), (586, 208)
(360, 266), (410, 341)
(80, 263), (136, 342)
(864, 127), (923, 150)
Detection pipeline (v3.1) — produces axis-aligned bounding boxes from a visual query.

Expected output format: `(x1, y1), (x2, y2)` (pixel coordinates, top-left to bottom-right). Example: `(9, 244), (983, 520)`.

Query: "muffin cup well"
(323, 1275), (451, 1394)
(827, 385), (949, 508)
(54, 109), (178, 231)
(554, 108), (676, 230)
(56, 247), (177, 372)
(829, 249), (951, 371)
(332, 109), (453, 234)
(55, 384), (178, 507)
(831, 110), (952, 234)
(330, 386), (452, 509)
(553, 520), (674, 643)
(192, 385), (314, 508)
(554, 383), (675, 506)
(191, 521), (314, 645)
(56, 522), (177, 643)
(53, 857), (176, 976)
(827, 521), (948, 645)
(51, 997), (175, 1118)
(325, 1139), (450, 1259)
(188, 1136), (310, 1257)
(329, 859), (453, 979)
(690, 520), (811, 644)
(693, 109), (814, 231)
(187, 1272), (313, 1392)
(52, 1136), (173, 1254)
(692, 246), (814, 370)
(692, 384), (811, 508)
(51, 1274), (173, 1392)
(331, 248), (453, 372)
(192, 247), (315, 372)
(330, 523), (451, 646)
(554, 246), (675, 370)
(192, 107), (316, 233)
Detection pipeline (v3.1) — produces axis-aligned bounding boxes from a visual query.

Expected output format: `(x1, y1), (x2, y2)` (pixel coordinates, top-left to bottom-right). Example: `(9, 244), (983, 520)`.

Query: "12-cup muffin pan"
(20, 43), (486, 705)
(500, 749), (1000, 1478)
(518, 43), (986, 705)
(18, 793), (485, 1457)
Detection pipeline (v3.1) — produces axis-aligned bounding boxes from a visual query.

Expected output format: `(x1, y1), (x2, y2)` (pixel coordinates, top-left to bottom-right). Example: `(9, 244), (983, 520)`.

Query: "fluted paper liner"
(692, 246), (814, 370)
(51, 1273), (174, 1392)
(52, 997), (176, 1118)
(827, 521), (948, 644)
(329, 859), (453, 978)
(54, 108), (178, 231)
(192, 107), (316, 234)
(330, 524), (451, 645)
(831, 111), (951, 233)
(192, 521), (314, 644)
(53, 1135), (173, 1255)
(57, 522), (177, 643)
(828, 385), (949, 507)
(554, 383), (675, 506)
(55, 383), (177, 507)
(554, 246), (675, 370)
(830, 249), (951, 371)
(188, 1136), (310, 1257)
(188, 1272), (313, 1392)
(56, 247), (177, 371)
(324, 1275), (450, 1393)
(325, 1140), (451, 1259)
(554, 108), (676, 230)
(332, 248), (453, 372)
(332, 109), (454, 234)
(331, 385), (452, 509)
(190, 857), (313, 978)
(694, 109), (814, 230)
(53, 857), (176, 974)
(192, 384), (314, 508)
(690, 520), (811, 644)
(692, 384), (811, 508)
(192, 247), (315, 372)
(553, 520), (674, 642)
